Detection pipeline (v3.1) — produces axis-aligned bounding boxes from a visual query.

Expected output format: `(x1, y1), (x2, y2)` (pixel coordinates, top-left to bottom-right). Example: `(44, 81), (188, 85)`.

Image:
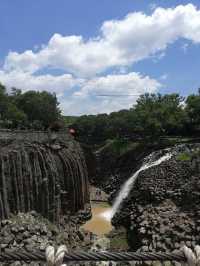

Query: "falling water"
(101, 153), (172, 221)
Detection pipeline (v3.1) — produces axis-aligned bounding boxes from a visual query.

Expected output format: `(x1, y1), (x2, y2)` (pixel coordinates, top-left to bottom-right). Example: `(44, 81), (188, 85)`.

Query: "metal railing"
(0, 250), (186, 263)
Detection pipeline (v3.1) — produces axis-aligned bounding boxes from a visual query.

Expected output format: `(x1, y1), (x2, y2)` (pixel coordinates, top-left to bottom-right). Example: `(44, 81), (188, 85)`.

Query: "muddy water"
(82, 202), (113, 236)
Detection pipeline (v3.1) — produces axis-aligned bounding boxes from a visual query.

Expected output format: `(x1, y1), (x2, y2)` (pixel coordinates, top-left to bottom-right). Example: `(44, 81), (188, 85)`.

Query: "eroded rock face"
(112, 144), (200, 252)
(0, 131), (90, 223)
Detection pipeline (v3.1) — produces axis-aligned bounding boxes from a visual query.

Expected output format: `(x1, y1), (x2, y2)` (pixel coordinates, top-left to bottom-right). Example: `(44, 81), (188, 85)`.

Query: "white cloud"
(1, 4), (200, 114)
(181, 43), (189, 53)
(75, 72), (160, 97)
(3, 4), (200, 77)
(160, 74), (168, 81)
(0, 70), (83, 96)
(62, 72), (161, 115)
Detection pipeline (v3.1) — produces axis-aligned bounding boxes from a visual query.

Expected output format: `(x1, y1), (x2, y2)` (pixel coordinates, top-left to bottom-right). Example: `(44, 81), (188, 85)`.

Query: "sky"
(1, 0), (200, 115)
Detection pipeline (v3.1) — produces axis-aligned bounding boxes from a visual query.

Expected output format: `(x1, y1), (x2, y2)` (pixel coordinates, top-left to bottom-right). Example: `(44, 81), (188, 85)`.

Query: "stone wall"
(0, 129), (72, 143)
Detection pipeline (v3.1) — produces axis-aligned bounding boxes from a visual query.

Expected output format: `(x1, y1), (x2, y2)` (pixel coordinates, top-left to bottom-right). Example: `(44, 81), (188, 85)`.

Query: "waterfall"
(101, 153), (172, 221)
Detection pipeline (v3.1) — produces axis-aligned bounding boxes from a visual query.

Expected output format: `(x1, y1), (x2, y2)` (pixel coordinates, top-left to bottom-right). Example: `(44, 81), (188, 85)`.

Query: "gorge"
(0, 129), (200, 260)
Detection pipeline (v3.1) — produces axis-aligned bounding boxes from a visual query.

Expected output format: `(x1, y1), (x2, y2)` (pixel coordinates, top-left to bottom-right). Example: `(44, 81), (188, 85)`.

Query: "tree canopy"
(0, 84), (61, 130)
(71, 91), (200, 144)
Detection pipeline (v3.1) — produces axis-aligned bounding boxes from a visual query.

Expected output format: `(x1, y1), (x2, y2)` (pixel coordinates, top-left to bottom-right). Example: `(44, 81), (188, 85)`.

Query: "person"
(69, 127), (76, 138)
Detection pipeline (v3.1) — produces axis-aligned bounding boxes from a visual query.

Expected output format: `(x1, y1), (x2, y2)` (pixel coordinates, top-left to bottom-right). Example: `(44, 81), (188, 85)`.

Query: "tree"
(185, 93), (200, 134)
(133, 93), (186, 138)
(0, 83), (9, 120)
(15, 91), (61, 129)
(5, 103), (27, 128)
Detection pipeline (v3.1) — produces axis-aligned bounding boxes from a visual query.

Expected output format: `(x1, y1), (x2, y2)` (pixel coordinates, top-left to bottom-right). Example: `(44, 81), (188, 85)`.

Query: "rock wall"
(0, 130), (90, 223)
(112, 144), (200, 252)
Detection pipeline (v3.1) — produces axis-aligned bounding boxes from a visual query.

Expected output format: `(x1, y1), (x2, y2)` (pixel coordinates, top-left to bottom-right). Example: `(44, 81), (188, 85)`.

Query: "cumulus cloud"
(1, 4), (200, 114)
(0, 70), (83, 96)
(61, 72), (161, 115)
(3, 4), (200, 77)
(75, 72), (160, 97)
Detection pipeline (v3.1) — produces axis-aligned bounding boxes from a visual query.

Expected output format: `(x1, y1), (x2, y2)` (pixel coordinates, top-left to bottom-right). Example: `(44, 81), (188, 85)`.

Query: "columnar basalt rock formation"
(0, 130), (90, 223)
(112, 144), (200, 252)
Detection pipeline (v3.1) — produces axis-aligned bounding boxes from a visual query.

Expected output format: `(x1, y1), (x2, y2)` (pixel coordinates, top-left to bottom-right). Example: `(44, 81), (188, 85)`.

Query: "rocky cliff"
(112, 144), (200, 252)
(0, 130), (90, 223)
(96, 141), (161, 201)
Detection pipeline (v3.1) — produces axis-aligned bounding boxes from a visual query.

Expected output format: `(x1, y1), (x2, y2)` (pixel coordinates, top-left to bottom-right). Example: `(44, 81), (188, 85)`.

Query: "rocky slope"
(111, 144), (200, 252)
(0, 211), (94, 266)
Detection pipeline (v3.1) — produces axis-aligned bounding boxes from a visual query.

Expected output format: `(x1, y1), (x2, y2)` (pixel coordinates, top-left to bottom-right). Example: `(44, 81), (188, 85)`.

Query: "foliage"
(109, 227), (129, 250)
(0, 84), (61, 130)
(62, 116), (78, 126)
(106, 139), (139, 156)
(177, 152), (191, 161)
(185, 92), (200, 134)
(133, 93), (187, 138)
(72, 92), (198, 145)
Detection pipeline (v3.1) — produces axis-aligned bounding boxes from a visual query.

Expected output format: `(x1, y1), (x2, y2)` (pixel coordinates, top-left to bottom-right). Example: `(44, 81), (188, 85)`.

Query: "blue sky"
(0, 0), (200, 115)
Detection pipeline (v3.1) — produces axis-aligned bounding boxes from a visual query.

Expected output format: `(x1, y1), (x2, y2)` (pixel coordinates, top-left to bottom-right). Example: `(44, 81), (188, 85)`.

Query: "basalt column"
(0, 131), (90, 223)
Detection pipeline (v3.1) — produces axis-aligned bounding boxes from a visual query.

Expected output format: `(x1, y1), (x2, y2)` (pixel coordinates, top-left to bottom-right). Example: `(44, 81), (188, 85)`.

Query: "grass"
(110, 235), (129, 250)
(103, 138), (140, 157)
(109, 227), (129, 250)
(91, 201), (111, 208)
(177, 152), (191, 161)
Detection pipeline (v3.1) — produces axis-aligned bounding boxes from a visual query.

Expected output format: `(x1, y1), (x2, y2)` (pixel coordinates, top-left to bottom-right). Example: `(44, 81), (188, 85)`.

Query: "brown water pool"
(82, 202), (113, 236)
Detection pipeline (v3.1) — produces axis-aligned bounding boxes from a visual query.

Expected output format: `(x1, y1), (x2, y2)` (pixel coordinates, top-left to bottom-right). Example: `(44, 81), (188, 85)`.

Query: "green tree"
(0, 83), (9, 120)
(185, 93), (200, 134)
(15, 91), (61, 129)
(133, 93), (186, 138)
(5, 103), (27, 129)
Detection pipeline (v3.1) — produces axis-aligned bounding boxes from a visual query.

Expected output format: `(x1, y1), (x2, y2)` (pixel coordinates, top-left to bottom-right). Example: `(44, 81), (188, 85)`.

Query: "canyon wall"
(0, 130), (90, 223)
(112, 144), (200, 252)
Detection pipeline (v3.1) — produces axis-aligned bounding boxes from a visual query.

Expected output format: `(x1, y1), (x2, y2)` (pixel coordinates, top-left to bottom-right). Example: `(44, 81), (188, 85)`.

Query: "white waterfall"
(101, 153), (172, 221)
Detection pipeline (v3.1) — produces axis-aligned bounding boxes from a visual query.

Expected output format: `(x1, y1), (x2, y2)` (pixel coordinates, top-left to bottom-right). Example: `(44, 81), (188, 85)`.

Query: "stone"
(1, 243), (8, 249)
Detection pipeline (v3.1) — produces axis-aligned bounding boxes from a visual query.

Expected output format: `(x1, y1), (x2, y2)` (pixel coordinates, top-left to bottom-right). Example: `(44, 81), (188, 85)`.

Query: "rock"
(3, 235), (13, 244)
(40, 225), (48, 235)
(22, 231), (30, 239)
(111, 144), (200, 252)
(1, 220), (11, 226)
(1, 243), (8, 249)
(77, 230), (84, 241)
(0, 211), (95, 266)
(11, 227), (19, 234)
